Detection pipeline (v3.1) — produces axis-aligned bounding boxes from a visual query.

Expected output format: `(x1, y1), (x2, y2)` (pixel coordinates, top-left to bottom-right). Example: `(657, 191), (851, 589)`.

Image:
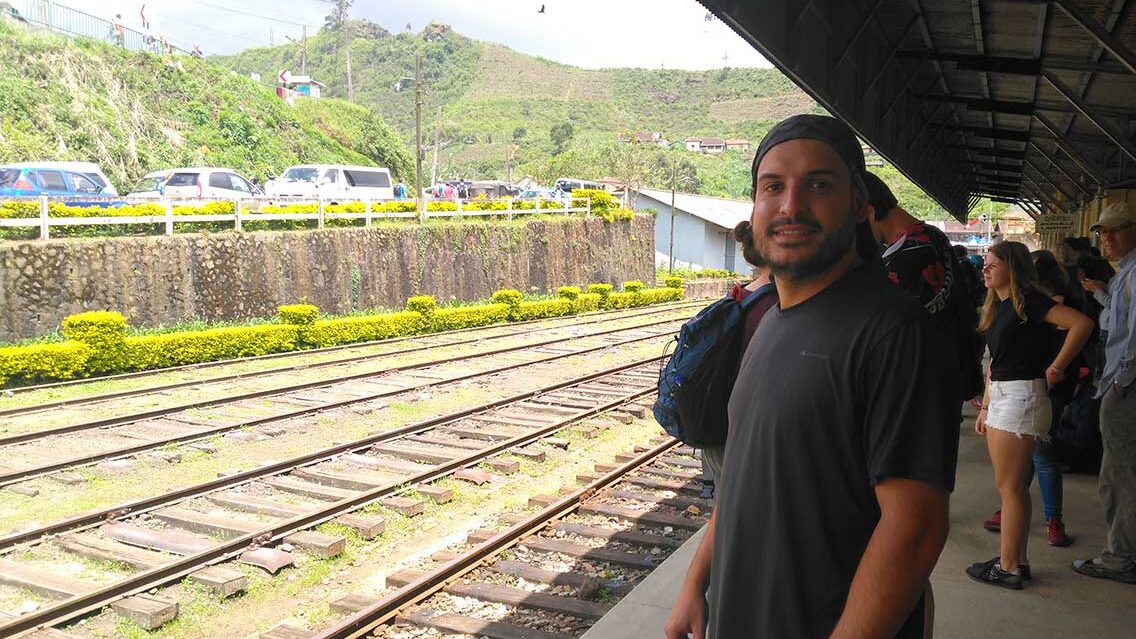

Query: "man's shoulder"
(831, 264), (930, 323)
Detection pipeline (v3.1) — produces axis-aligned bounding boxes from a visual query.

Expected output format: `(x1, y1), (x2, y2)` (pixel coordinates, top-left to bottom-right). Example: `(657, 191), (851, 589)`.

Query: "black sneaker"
(1072, 559), (1136, 584)
(967, 557), (1024, 590)
(699, 480), (715, 501)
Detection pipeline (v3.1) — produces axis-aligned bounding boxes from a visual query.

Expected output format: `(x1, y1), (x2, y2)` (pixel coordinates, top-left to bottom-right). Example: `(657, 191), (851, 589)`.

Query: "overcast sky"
(65, 0), (771, 69)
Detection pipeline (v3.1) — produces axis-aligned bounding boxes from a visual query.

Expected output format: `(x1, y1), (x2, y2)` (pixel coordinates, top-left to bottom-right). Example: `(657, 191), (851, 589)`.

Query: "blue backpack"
(653, 284), (776, 447)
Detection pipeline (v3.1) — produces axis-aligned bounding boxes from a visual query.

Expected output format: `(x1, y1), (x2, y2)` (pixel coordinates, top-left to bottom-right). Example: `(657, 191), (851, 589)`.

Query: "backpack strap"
(737, 282), (777, 313)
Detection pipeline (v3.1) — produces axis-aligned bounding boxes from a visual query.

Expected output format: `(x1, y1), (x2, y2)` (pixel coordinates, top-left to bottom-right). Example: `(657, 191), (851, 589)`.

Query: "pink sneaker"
(983, 509), (1001, 533)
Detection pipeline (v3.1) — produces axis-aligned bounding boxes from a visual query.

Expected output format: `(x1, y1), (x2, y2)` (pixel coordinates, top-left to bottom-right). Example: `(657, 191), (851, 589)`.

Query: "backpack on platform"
(653, 284), (775, 447)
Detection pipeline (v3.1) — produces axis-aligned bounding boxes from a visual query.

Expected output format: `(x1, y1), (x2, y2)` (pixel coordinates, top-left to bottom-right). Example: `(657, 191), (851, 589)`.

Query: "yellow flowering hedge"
(431, 303), (511, 332)
(302, 311), (425, 349)
(0, 283), (683, 387)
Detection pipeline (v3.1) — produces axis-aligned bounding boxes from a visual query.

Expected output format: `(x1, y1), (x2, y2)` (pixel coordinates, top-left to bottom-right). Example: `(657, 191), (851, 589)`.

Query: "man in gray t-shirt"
(665, 115), (957, 639)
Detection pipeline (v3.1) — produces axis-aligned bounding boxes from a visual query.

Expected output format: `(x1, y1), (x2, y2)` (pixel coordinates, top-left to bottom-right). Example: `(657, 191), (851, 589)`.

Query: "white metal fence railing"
(0, 196), (594, 240)
(6, 0), (192, 56)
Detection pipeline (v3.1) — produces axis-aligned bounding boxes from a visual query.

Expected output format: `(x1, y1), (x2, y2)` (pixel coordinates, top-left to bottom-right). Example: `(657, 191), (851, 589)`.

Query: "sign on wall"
(1036, 213), (1074, 234)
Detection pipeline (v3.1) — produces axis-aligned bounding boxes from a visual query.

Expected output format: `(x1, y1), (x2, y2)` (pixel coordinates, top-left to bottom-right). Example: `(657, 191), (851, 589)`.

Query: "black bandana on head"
(752, 114), (868, 195)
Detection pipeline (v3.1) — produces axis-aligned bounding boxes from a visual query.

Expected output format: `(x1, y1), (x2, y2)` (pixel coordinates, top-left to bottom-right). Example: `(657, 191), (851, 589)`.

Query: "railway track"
(0, 360), (689, 637)
(0, 311), (688, 487)
(0, 300), (704, 413)
(309, 437), (703, 639)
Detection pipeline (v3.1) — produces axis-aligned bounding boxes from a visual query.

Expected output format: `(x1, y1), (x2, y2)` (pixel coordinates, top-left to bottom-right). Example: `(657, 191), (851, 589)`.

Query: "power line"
(183, 0), (320, 28)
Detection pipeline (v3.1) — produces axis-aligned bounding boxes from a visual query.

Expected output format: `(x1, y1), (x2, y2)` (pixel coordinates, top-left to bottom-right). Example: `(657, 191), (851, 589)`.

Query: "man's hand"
(664, 583), (708, 639)
(1082, 278), (1105, 293)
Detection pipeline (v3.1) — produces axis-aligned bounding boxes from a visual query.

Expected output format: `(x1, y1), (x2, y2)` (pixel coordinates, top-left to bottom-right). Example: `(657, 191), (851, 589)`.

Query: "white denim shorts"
(987, 379), (1051, 440)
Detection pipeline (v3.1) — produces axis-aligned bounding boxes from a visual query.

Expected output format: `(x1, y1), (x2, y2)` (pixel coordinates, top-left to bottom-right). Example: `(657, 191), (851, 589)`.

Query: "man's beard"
(757, 208), (857, 282)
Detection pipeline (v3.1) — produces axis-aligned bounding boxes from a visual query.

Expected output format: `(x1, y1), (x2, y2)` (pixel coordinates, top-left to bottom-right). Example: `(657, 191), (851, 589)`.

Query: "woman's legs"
(987, 428), (1036, 570)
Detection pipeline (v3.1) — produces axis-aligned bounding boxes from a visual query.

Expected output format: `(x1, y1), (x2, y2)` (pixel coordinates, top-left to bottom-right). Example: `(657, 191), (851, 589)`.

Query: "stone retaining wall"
(0, 216), (655, 342)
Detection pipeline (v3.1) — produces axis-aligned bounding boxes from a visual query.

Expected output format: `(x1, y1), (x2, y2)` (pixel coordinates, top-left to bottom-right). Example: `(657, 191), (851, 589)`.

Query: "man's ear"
(854, 194), (871, 224)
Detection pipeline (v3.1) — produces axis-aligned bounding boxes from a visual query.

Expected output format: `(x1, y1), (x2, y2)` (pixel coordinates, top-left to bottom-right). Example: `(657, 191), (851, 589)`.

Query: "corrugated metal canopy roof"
(699, 0), (1136, 222)
(636, 188), (753, 230)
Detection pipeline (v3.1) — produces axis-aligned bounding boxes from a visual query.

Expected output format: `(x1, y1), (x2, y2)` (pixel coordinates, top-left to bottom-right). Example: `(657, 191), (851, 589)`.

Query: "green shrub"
(575, 292), (602, 313)
(637, 287), (684, 305)
(571, 188), (632, 223)
(406, 295), (437, 317)
(278, 304), (319, 325)
(61, 310), (128, 373)
(515, 298), (574, 321)
(304, 311), (424, 348)
(664, 276), (683, 289)
(587, 283), (613, 306)
(121, 325), (300, 370)
(603, 292), (638, 310)
(492, 289), (524, 320)
(623, 280), (644, 294)
(431, 304), (510, 331)
(556, 286), (582, 301)
(0, 341), (92, 386)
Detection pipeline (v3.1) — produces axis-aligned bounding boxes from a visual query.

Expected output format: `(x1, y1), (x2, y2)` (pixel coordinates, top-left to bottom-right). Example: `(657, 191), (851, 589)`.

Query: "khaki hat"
(1090, 202), (1135, 232)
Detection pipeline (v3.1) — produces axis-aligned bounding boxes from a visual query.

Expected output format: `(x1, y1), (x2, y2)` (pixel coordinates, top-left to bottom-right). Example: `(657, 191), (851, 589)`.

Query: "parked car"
(0, 165), (118, 206)
(265, 164), (394, 201)
(467, 180), (515, 199)
(159, 167), (262, 199)
(10, 161), (119, 195)
(126, 170), (171, 198)
(554, 177), (602, 193)
(516, 188), (557, 200)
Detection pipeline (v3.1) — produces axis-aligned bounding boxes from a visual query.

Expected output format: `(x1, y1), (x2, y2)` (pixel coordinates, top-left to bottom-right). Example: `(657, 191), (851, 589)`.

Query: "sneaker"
(983, 509), (1001, 532)
(1072, 559), (1136, 584)
(967, 557), (1024, 590)
(1047, 518), (1073, 547)
(699, 480), (715, 501)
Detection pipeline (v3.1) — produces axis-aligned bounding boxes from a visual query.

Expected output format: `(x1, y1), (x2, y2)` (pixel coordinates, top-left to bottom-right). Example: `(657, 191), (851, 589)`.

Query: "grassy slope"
(0, 19), (412, 191)
(212, 23), (812, 172)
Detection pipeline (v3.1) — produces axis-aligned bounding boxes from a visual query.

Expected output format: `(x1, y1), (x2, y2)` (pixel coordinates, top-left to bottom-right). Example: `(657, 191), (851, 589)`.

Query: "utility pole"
(344, 24), (354, 100)
(669, 163), (677, 273)
(415, 50), (424, 222)
(430, 106), (442, 187)
(301, 25), (307, 74)
(269, 27), (274, 46)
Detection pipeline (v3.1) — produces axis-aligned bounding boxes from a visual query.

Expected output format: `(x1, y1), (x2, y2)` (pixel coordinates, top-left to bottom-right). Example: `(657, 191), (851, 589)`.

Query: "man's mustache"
(766, 216), (823, 236)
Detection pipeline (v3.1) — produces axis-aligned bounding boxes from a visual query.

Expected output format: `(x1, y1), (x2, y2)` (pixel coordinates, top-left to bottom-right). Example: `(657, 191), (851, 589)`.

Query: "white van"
(266, 165), (394, 201)
(12, 161), (119, 195)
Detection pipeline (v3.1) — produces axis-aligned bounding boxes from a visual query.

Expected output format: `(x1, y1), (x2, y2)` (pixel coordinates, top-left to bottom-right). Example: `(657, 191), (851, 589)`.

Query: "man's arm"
(828, 479), (949, 639)
(664, 509), (716, 639)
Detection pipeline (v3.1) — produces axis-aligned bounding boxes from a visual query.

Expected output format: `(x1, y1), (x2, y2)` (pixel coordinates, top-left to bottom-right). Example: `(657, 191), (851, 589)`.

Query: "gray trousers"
(1097, 385), (1136, 571)
(700, 446), (725, 483)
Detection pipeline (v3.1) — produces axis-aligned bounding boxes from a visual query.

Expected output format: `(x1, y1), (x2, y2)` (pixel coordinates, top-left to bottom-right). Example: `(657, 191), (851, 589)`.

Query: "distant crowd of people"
(664, 114), (1135, 639)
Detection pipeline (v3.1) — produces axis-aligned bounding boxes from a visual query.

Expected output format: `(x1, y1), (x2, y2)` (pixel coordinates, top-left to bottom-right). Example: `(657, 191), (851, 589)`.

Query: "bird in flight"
(538, 4), (546, 13)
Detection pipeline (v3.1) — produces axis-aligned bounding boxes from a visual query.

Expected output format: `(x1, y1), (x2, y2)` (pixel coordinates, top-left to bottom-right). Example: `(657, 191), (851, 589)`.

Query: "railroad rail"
(0, 313), (685, 487)
(314, 437), (702, 638)
(0, 359), (685, 636)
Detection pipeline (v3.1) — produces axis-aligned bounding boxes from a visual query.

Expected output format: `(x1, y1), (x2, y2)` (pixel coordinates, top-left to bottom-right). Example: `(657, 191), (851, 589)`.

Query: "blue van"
(0, 165), (118, 206)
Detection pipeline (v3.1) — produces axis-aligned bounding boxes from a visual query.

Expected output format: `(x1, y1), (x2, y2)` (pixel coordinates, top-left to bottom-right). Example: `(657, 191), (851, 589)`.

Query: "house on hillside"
(631, 187), (753, 273)
(618, 132), (669, 147)
(683, 137), (728, 154)
(724, 139), (751, 152)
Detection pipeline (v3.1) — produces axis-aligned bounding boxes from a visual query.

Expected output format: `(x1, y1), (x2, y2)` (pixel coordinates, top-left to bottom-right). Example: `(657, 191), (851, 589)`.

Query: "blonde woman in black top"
(968, 241), (1093, 589)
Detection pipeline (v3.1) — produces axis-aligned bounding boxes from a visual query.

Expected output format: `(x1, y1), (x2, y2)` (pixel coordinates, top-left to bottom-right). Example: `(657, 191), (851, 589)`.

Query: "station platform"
(583, 406), (1136, 639)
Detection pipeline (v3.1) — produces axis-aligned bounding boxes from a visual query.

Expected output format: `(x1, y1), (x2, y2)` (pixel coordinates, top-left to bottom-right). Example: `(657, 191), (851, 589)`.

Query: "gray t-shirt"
(707, 263), (959, 639)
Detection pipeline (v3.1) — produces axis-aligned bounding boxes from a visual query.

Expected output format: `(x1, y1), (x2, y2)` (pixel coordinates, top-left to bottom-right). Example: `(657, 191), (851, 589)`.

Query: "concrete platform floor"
(583, 407), (1136, 638)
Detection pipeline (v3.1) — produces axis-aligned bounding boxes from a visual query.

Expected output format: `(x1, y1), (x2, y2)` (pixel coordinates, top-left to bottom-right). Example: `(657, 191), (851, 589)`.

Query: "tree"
(549, 122), (574, 155)
(512, 126), (527, 142)
(606, 141), (653, 205)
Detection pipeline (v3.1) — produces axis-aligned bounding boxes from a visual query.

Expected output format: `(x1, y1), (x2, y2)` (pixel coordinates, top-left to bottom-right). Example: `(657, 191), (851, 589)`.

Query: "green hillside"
(0, 19), (412, 191)
(212, 21), (1010, 219)
(214, 23), (813, 181)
